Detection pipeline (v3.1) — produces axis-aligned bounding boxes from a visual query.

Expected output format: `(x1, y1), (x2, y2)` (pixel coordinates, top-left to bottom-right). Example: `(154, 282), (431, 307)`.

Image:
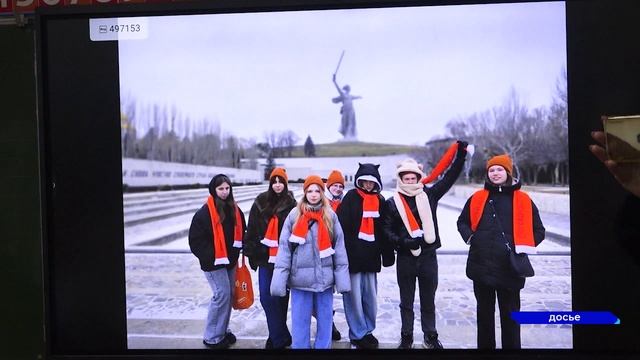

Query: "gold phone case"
(603, 115), (640, 163)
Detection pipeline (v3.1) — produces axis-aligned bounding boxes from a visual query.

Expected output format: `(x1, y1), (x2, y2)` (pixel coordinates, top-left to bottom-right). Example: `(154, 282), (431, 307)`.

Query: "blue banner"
(511, 311), (620, 325)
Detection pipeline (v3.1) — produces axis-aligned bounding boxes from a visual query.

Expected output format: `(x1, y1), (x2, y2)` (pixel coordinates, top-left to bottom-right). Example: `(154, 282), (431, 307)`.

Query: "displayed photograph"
(118, 1), (570, 349)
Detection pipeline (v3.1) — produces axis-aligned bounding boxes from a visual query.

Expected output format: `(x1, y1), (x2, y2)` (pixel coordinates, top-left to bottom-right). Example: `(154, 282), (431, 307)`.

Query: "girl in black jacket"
(457, 154), (545, 349)
(188, 174), (247, 349)
(243, 168), (297, 349)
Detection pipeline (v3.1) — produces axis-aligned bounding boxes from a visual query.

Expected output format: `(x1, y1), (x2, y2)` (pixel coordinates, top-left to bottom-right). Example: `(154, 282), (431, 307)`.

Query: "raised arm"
(427, 141), (467, 201)
(332, 74), (343, 95)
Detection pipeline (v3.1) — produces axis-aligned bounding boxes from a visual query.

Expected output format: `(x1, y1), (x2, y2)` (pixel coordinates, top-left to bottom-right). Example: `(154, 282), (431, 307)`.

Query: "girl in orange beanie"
(457, 154), (545, 350)
(270, 175), (351, 349)
(243, 167), (296, 349)
(326, 169), (346, 212)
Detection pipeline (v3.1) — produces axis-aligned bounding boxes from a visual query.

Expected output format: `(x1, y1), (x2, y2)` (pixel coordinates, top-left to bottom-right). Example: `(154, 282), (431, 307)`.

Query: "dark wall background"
(0, 24), (45, 360)
(566, 0), (640, 353)
(1, 0), (640, 358)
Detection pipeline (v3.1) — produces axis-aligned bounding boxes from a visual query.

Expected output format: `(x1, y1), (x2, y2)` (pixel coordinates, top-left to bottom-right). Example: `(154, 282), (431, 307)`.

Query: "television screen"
(116, 1), (570, 350)
(35, 0), (640, 358)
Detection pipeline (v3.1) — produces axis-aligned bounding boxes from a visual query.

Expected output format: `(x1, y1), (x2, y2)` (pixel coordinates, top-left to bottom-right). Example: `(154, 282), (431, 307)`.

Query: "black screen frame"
(35, 0), (640, 359)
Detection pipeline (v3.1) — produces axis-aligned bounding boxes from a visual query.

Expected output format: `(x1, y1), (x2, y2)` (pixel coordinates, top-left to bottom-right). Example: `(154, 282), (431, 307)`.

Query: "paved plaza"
(124, 191), (573, 350)
(126, 252), (572, 349)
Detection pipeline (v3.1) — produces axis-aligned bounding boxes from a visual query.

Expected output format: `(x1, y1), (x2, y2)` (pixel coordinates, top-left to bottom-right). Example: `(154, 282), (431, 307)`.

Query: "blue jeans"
(259, 266), (291, 347)
(290, 288), (334, 349)
(342, 272), (377, 340)
(203, 267), (236, 344)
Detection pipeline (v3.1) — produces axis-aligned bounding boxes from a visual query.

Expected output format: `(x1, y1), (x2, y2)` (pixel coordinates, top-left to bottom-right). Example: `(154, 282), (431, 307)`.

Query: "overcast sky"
(118, 1), (566, 146)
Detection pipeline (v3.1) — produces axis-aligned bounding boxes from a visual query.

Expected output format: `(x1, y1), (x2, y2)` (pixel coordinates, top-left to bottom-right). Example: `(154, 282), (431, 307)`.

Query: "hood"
(354, 163), (382, 192)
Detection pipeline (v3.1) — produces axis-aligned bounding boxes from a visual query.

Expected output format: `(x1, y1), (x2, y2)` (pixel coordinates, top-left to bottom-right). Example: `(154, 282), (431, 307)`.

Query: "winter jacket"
(243, 190), (297, 270)
(382, 145), (466, 255)
(270, 207), (351, 296)
(457, 180), (545, 290)
(337, 189), (395, 272)
(188, 201), (247, 272)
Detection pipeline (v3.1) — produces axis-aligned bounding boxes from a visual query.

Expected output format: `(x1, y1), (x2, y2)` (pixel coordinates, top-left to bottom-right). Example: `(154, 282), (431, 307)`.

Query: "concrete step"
(123, 186), (269, 208)
(124, 189), (305, 250)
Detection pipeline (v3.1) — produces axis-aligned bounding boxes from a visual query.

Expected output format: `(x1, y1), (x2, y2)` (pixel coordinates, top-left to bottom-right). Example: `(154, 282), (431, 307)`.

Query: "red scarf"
(469, 189), (536, 254)
(206, 195), (244, 265)
(330, 199), (341, 212)
(289, 208), (334, 258)
(260, 215), (280, 264)
(421, 141), (458, 184)
(398, 194), (424, 238)
(356, 189), (380, 242)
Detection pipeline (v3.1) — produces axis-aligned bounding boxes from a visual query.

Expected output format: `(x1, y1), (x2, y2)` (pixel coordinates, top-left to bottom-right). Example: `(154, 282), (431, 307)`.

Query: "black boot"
(332, 322), (341, 341)
(422, 334), (443, 349)
(398, 333), (413, 349)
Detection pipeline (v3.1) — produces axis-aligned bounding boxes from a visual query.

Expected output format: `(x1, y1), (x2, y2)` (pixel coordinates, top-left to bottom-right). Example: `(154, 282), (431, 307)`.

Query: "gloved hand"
(402, 237), (421, 250)
(457, 140), (469, 150)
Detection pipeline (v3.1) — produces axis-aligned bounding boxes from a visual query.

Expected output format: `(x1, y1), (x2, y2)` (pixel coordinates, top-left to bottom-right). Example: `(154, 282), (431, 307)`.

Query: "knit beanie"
(327, 170), (345, 188)
(303, 175), (325, 192)
(396, 158), (425, 181)
(270, 167), (288, 183)
(486, 154), (513, 176)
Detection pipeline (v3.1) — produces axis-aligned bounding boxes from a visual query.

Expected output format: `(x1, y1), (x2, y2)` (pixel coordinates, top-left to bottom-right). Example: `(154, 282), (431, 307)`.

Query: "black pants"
(396, 250), (438, 337)
(473, 281), (521, 349)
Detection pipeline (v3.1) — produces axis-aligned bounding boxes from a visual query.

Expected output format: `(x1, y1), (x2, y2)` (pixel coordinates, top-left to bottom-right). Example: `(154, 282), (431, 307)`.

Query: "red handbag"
(232, 254), (254, 310)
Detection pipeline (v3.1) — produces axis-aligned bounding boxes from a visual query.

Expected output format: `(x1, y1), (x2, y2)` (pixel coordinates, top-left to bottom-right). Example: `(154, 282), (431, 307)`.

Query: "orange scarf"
(289, 208), (334, 258)
(260, 215), (280, 264)
(356, 189), (380, 242)
(207, 195), (244, 265)
(421, 141), (458, 184)
(469, 189), (536, 254)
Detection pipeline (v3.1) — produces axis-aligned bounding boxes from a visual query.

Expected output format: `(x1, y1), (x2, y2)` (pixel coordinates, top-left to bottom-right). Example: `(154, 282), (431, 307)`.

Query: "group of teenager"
(188, 140), (546, 350)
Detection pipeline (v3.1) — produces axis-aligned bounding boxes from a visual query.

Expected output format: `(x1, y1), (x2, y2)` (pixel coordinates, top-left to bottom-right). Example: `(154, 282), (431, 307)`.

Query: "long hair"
(209, 174), (235, 224)
(296, 185), (334, 239)
(263, 175), (291, 218)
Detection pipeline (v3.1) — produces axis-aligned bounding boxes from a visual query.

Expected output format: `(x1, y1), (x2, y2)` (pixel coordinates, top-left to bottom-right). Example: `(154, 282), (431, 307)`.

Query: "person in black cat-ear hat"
(336, 163), (395, 349)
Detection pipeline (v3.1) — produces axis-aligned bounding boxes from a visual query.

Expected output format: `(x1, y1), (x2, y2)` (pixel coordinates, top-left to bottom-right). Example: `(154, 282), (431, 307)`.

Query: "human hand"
(402, 237), (421, 250)
(590, 130), (640, 198)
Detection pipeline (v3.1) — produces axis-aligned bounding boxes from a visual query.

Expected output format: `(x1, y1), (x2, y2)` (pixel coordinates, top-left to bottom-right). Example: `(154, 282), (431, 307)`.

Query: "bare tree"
(264, 131), (282, 157)
(547, 68), (569, 185)
(279, 130), (300, 157)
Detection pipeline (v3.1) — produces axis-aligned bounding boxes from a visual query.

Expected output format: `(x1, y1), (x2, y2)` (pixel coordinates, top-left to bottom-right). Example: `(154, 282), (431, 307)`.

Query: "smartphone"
(602, 115), (640, 163)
